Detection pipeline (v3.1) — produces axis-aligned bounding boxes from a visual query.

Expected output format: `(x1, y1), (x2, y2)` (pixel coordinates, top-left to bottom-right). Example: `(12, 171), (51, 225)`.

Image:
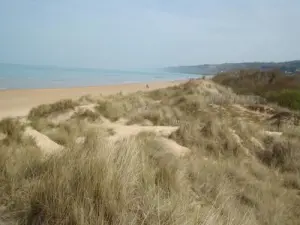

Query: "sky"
(0, 0), (299, 69)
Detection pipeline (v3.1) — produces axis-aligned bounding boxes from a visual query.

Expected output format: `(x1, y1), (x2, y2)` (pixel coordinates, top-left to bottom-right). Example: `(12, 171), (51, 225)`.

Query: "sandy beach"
(0, 80), (184, 119)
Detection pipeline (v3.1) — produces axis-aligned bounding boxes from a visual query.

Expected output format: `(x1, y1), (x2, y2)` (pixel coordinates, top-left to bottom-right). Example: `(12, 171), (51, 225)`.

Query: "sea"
(0, 63), (201, 90)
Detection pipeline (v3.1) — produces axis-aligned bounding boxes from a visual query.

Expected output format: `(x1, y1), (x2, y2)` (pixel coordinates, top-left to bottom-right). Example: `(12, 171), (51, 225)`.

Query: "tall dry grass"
(0, 117), (25, 145)
(0, 130), (257, 225)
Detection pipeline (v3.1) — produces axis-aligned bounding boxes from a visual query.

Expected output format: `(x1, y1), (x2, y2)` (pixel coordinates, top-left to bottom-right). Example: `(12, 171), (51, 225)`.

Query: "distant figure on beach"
(146, 84), (149, 89)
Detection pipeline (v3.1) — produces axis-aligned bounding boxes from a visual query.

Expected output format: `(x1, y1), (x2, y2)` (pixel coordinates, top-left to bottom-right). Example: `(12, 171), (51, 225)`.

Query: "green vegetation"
(1, 79), (300, 224)
(266, 89), (300, 110)
(213, 69), (300, 110)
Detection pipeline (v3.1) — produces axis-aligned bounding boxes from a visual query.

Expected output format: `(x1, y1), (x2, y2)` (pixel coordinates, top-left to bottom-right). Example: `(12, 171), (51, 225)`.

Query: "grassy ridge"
(28, 99), (78, 120)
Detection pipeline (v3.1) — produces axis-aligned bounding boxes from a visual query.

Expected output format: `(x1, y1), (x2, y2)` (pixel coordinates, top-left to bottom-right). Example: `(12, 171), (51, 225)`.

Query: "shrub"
(213, 69), (300, 110)
(266, 90), (300, 110)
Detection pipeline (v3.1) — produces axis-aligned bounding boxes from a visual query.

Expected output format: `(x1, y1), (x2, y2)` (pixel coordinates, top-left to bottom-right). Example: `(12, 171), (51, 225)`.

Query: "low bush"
(213, 69), (300, 110)
(266, 90), (300, 110)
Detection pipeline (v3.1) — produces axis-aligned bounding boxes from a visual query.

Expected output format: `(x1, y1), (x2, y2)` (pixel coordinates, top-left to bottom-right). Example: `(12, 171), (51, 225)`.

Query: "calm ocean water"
(0, 63), (200, 90)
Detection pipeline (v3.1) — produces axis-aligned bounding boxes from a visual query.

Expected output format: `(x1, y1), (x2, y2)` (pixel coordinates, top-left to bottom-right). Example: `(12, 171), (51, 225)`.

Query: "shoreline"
(0, 79), (186, 119)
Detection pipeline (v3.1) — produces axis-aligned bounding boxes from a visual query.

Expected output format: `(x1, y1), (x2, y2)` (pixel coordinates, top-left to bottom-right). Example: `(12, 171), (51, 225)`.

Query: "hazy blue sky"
(0, 0), (299, 69)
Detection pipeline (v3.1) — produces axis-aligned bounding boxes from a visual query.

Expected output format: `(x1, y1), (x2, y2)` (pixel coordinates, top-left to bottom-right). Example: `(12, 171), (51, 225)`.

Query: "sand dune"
(2, 77), (300, 224)
(0, 79), (189, 158)
(22, 113), (190, 157)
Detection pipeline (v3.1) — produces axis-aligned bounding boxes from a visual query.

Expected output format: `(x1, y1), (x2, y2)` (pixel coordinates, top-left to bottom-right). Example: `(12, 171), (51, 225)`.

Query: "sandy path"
(0, 80), (183, 119)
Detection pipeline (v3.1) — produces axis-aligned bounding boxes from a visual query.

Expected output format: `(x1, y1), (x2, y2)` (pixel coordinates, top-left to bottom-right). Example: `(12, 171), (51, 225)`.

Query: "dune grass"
(30, 118), (57, 132)
(1, 126), (299, 225)
(1, 79), (300, 224)
(28, 99), (78, 120)
(71, 109), (101, 122)
(95, 94), (153, 122)
(0, 117), (25, 145)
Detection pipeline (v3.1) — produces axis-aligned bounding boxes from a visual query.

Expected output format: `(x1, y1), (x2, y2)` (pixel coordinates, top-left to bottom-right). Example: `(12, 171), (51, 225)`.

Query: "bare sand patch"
(83, 117), (191, 156)
(24, 127), (64, 155)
